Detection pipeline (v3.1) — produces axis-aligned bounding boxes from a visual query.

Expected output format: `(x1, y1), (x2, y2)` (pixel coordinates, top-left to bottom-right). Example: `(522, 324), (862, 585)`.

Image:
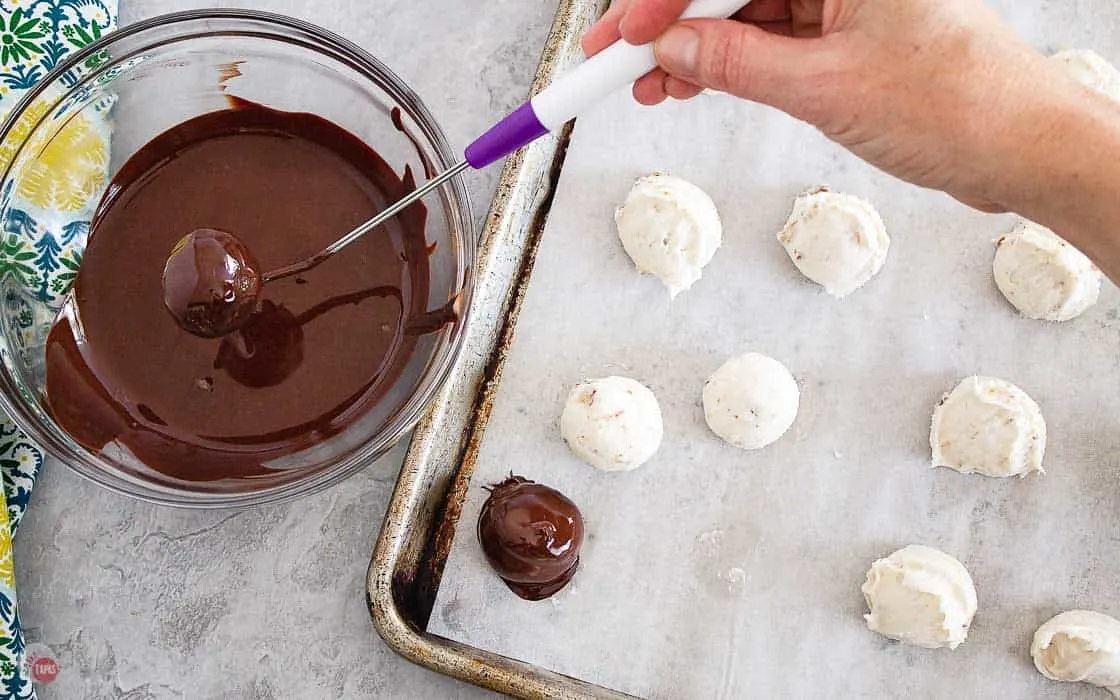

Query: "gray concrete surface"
(14, 1), (559, 697)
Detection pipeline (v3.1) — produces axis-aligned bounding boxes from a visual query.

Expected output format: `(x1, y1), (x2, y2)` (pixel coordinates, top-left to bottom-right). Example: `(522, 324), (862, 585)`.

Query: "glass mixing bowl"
(0, 10), (474, 507)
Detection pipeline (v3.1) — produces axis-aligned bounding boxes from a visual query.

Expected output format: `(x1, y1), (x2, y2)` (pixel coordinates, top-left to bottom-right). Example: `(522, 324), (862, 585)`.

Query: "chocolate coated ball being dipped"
(477, 475), (584, 601)
(162, 228), (263, 338)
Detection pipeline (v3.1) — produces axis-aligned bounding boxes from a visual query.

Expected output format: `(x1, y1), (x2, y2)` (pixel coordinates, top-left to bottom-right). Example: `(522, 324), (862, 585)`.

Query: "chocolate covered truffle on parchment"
(477, 475), (584, 601)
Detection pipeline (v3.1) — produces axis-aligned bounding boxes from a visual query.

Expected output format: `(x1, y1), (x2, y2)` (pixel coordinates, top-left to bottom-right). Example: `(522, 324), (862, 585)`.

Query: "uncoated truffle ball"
(559, 376), (663, 472)
(930, 375), (1046, 478)
(1032, 610), (1120, 694)
(703, 352), (799, 450)
(862, 544), (977, 650)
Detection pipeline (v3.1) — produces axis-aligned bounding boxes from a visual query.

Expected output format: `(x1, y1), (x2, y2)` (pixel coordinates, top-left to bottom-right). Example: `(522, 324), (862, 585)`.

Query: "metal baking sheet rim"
(364, 1), (633, 698)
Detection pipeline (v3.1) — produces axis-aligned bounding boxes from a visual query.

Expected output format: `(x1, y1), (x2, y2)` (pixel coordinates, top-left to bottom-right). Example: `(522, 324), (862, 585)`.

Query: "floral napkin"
(0, 0), (118, 697)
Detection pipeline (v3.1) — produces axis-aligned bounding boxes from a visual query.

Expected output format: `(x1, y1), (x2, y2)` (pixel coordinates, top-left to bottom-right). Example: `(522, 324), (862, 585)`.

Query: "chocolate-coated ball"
(477, 475), (584, 601)
(162, 227), (262, 338)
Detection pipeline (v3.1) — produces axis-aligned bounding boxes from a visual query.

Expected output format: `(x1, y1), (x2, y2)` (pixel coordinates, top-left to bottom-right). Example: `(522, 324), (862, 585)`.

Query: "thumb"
(654, 19), (830, 121)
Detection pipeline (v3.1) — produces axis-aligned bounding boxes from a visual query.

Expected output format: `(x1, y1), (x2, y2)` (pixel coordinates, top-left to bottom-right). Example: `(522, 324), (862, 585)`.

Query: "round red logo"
(24, 644), (60, 684)
(30, 656), (59, 683)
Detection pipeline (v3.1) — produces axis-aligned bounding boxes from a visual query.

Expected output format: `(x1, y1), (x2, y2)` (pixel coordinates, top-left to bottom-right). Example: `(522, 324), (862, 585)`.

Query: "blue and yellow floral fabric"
(0, 0), (118, 697)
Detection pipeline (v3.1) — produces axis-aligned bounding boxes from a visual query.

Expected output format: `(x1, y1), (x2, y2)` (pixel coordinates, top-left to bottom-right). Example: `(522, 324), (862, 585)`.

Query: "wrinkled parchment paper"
(430, 4), (1120, 696)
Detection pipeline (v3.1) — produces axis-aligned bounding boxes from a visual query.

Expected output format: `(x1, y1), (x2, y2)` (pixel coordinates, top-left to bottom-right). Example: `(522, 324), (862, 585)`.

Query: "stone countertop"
(15, 1), (559, 697)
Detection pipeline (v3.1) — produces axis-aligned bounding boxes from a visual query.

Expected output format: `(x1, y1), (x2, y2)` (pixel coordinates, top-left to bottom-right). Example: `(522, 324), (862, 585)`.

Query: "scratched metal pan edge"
(364, 1), (638, 698)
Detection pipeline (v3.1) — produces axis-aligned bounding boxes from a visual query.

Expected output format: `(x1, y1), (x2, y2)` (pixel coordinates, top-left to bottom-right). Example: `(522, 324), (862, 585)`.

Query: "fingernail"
(655, 26), (700, 77)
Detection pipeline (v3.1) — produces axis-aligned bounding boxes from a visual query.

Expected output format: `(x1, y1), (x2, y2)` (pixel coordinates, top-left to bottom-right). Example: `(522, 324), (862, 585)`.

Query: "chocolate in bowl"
(0, 11), (473, 507)
(46, 100), (434, 483)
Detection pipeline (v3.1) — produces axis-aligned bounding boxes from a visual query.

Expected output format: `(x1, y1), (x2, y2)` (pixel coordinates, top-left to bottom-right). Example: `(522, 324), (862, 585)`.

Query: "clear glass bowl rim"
(0, 8), (475, 508)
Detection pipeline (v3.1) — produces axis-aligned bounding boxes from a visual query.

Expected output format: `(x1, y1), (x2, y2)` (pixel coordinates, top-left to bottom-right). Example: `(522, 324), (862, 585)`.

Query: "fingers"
(632, 70), (704, 105)
(790, 0), (823, 23)
(581, 1), (629, 57)
(737, 0), (791, 23)
(736, 2), (802, 38)
(790, 0), (824, 37)
(586, 0), (813, 57)
(588, 0), (819, 109)
(585, 0), (708, 106)
(665, 76), (705, 100)
(633, 69), (670, 105)
(653, 18), (831, 121)
(618, 0), (689, 45)
(755, 20), (794, 37)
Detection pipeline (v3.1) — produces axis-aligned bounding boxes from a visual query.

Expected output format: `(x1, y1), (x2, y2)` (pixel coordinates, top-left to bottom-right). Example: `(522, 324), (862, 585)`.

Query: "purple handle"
(464, 102), (548, 169)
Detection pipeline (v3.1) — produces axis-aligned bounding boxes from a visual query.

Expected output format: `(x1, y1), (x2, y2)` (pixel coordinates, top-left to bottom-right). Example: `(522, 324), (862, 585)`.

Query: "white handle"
(530, 0), (750, 130)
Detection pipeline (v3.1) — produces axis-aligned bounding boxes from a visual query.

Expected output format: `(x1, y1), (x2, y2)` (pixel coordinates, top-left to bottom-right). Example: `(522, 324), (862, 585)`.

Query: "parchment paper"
(430, 4), (1120, 696)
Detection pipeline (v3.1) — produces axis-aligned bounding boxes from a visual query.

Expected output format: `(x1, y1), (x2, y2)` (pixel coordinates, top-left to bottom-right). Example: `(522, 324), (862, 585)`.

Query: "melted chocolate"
(213, 300), (303, 388)
(390, 107), (438, 180)
(44, 102), (433, 483)
(477, 475), (584, 601)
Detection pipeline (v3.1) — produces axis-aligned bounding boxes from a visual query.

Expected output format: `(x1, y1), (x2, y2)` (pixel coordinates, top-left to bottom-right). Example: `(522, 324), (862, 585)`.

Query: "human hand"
(582, 0), (827, 105)
(581, 1), (1106, 214)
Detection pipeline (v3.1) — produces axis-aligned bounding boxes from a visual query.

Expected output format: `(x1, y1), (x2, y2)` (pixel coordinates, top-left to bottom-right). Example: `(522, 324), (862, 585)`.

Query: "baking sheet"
(429, 4), (1120, 697)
